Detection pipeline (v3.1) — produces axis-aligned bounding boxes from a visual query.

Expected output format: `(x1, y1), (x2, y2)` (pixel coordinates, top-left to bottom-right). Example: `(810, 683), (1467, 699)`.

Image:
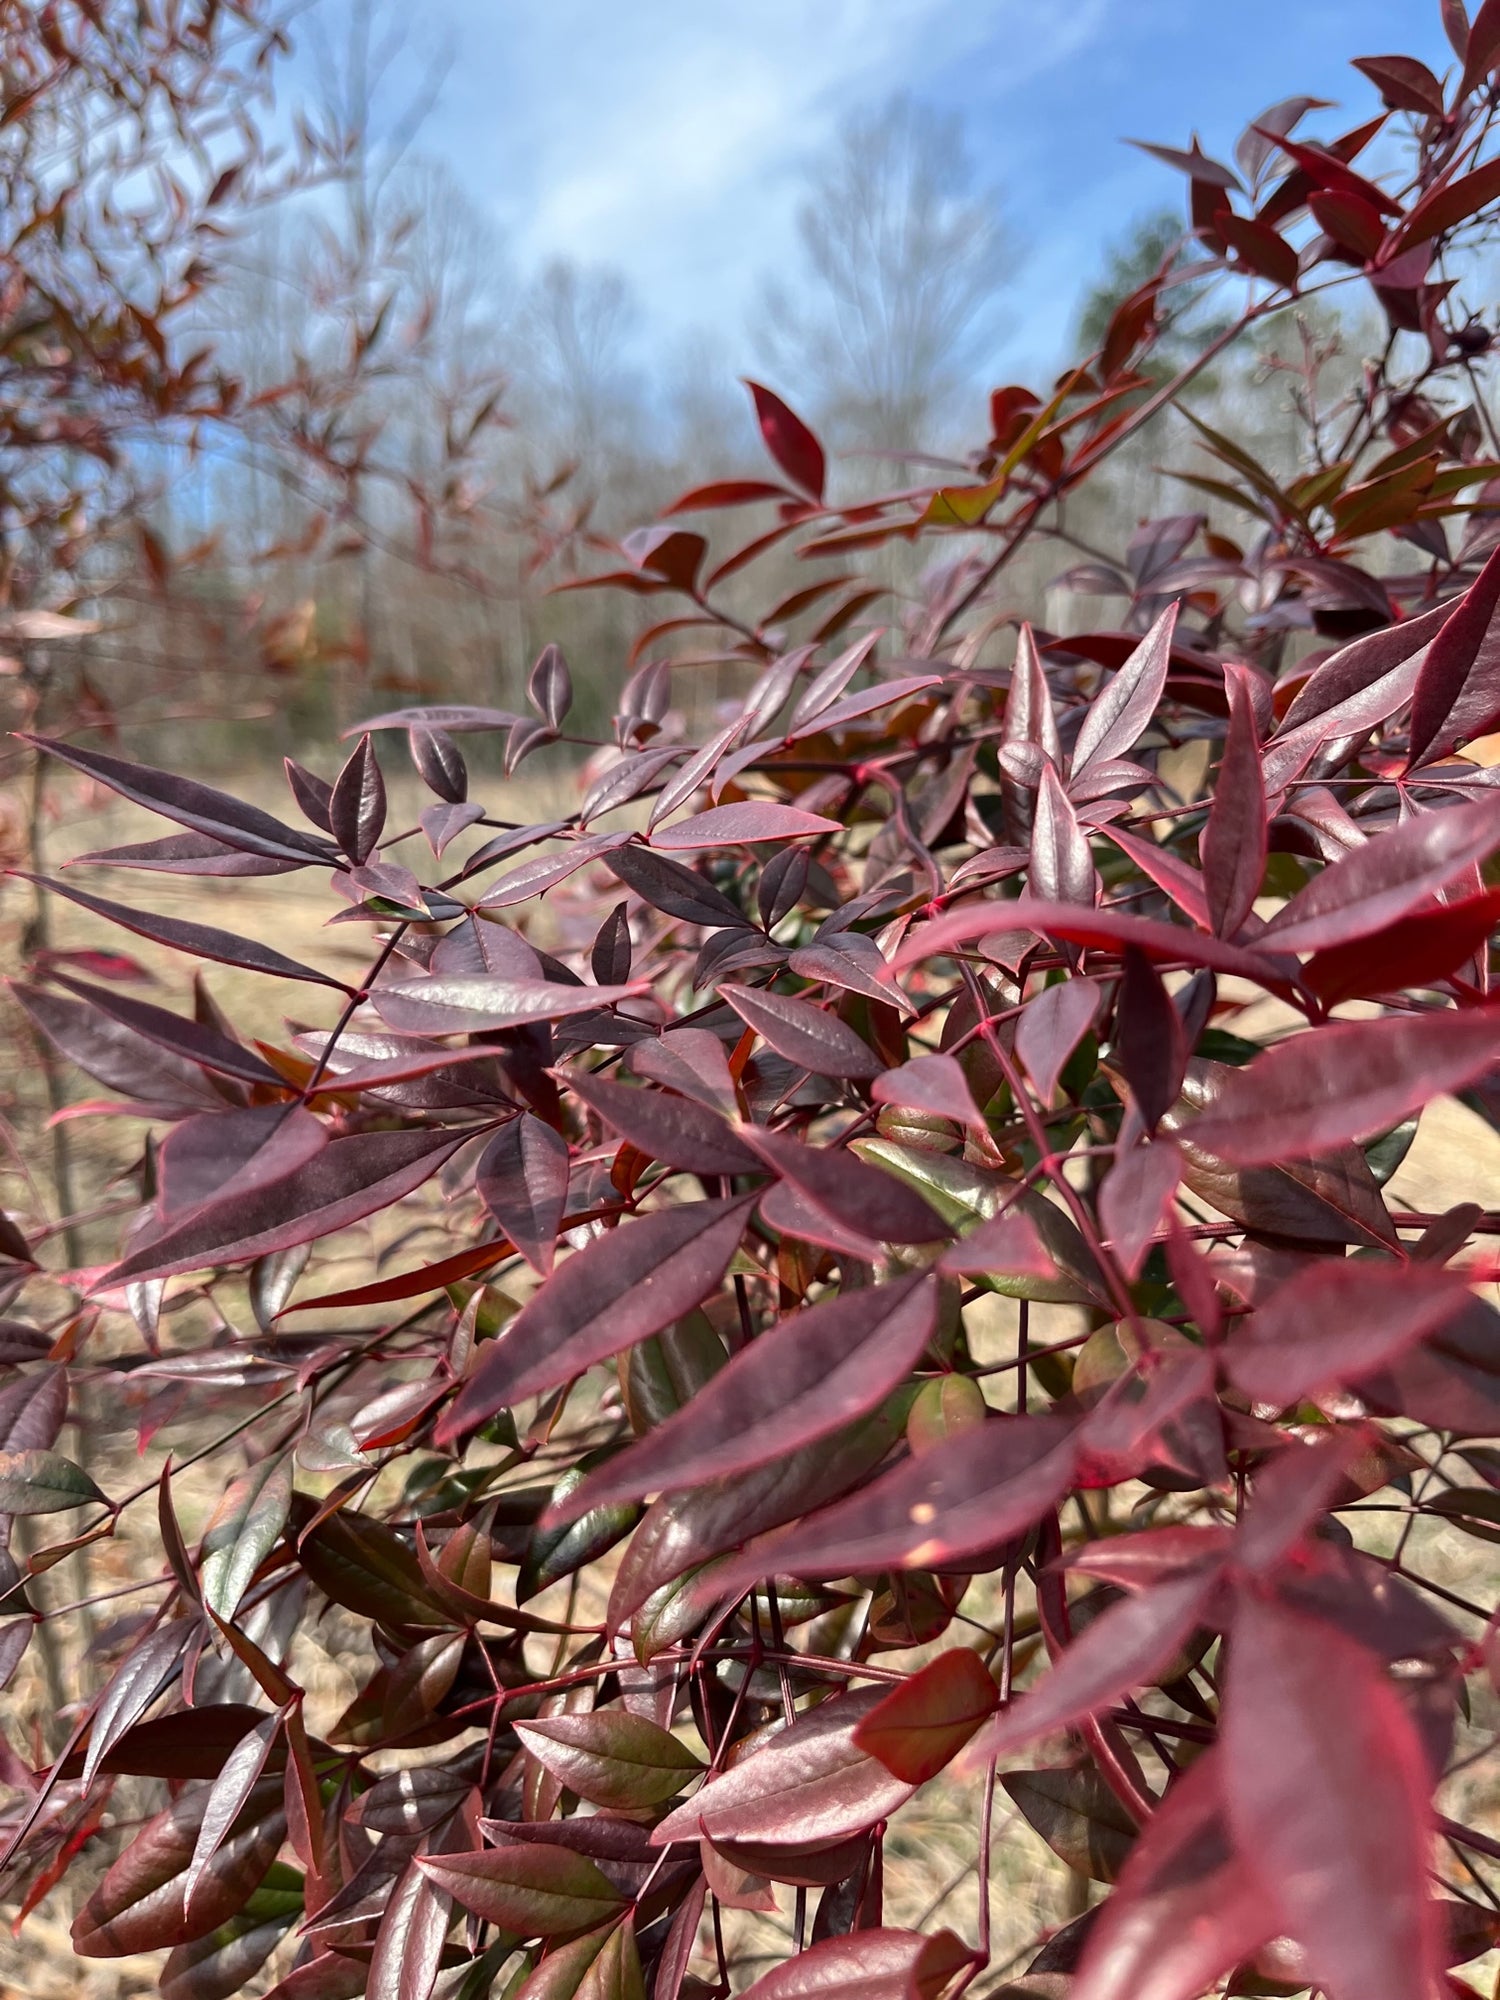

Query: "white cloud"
(430, 0), (1108, 342)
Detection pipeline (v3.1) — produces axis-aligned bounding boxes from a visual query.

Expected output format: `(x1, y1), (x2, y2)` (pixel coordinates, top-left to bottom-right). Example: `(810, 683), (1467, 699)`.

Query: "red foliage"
(4, 9), (1500, 2000)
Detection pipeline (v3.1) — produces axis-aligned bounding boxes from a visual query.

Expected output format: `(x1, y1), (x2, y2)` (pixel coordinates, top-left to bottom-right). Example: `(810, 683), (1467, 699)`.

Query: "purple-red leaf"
(563, 1069), (761, 1177)
(328, 735), (386, 865)
(1070, 605), (1178, 774)
(371, 974), (644, 1035)
(100, 1128), (464, 1286)
(1408, 542), (1500, 767)
(745, 381), (826, 500)
(652, 1687), (910, 1848)
(550, 1273), (938, 1518)
(739, 1127), (949, 1244)
(652, 804), (841, 849)
(1222, 1596), (1443, 2000)
(720, 983), (882, 1079)
(737, 1929), (972, 2000)
(1200, 666), (1266, 937)
(1226, 1258), (1470, 1404)
(441, 1196), (755, 1434)
(417, 1842), (624, 1936)
(852, 1649), (999, 1785)
(872, 1054), (986, 1129)
(476, 1115), (570, 1275)
(1184, 1008), (1500, 1164)
(967, 1566), (1219, 1765)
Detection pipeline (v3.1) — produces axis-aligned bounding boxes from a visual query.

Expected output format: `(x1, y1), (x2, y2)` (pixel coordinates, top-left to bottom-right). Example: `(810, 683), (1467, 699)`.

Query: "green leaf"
(621, 1310), (727, 1434)
(515, 1711), (704, 1810)
(0, 1448), (106, 1514)
(201, 1457), (291, 1621)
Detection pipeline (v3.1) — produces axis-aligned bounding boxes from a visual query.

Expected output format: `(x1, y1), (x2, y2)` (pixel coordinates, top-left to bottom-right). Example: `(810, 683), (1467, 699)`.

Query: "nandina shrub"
(6, 12), (1500, 2000)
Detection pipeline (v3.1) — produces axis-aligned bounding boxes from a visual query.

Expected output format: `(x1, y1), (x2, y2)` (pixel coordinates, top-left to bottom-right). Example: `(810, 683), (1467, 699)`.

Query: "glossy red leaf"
(937, 1207), (1055, 1280)
(721, 983), (882, 1078)
(185, 1714), (282, 1909)
(1226, 1258), (1470, 1404)
(1303, 888), (1500, 1004)
(745, 381), (826, 500)
(652, 803), (841, 849)
(1015, 977), (1101, 1103)
(872, 1054), (986, 1129)
(442, 1195), (755, 1434)
(562, 1069), (761, 1176)
(368, 1857), (451, 2000)
(529, 642), (574, 729)
(606, 843), (753, 929)
(738, 1929), (972, 2000)
(653, 1687), (911, 1848)
(103, 1128), (463, 1286)
(1200, 665), (1266, 937)
(718, 1416), (1078, 1589)
(967, 1566), (1218, 1765)
(1071, 604), (1178, 774)
(550, 1274), (938, 1518)
(514, 1711), (703, 1809)
(852, 1649), (999, 1785)
(899, 899), (1297, 988)
(81, 1620), (192, 1787)
(418, 1842), (625, 1936)
(1222, 1596), (1443, 2000)
(1071, 1750), (1270, 2000)
(1261, 796), (1500, 954)
(1184, 1008), (1500, 1164)
(476, 1114), (570, 1274)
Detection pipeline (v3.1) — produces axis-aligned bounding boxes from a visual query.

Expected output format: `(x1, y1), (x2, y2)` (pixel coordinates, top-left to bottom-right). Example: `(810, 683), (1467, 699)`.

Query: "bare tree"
(757, 94), (1010, 456)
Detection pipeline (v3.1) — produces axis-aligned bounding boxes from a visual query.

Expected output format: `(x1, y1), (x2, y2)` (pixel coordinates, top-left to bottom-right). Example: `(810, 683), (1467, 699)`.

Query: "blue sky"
(291, 0), (1459, 378)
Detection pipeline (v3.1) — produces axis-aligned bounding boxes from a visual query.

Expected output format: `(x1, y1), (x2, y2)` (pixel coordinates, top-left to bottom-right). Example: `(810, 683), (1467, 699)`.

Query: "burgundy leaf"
(1200, 665), (1266, 938)
(1015, 978), (1101, 1102)
(550, 1274), (938, 1518)
(1226, 1258), (1470, 1404)
(720, 984), (882, 1079)
(157, 1107), (326, 1219)
(653, 1687), (910, 1848)
(605, 844), (752, 929)
(1114, 949), (1187, 1132)
(514, 1711), (703, 1810)
(937, 1208), (1055, 1280)
(417, 1842), (623, 1936)
(475, 833), (632, 911)
(72, 831), (304, 878)
(1279, 601), (1453, 735)
(1107, 825), (1213, 930)
(1070, 1750), (1270, 2000)
(564, 1070), (761, 1177)
(737, 1127), (950, 1244)
(1408, 543), (1500, 767)
(371, 974), (644, 1035)
(1070, 604), (1178, 775)
(45, 973), (286, 1090)
(1222, 1595), (1443, 2000)
(652, 804), (841, 849)
(1029, 763), (1096, 907)
(528, 643), (574, 730)
(967, 1566), (1218, 1765)
(590, 904), (632, 987)
(409, 724), (468, 803)
(871, 1054), (986, 1129)
(1261, 796), (1500, 954)
(626, 1028), (739, 1115)
(441, 1196), (755, 1434)
(717, 1416), (1078, 1589)
(17, 875), (345, 988)
(101, 1128), (465, 1286)
(1184, 1008), (1500, 1164)
(328, 734), (386, 864)
(25, 736), (334, 867)
(1099, 1140), (1182, 1280)
(745, 381), (826, 500)
(476, 1115), (570, 1274)
(1304, 887), (1500, 1005)
(738, 1929), (972, 2000)
(898, 900), (1298, 988)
